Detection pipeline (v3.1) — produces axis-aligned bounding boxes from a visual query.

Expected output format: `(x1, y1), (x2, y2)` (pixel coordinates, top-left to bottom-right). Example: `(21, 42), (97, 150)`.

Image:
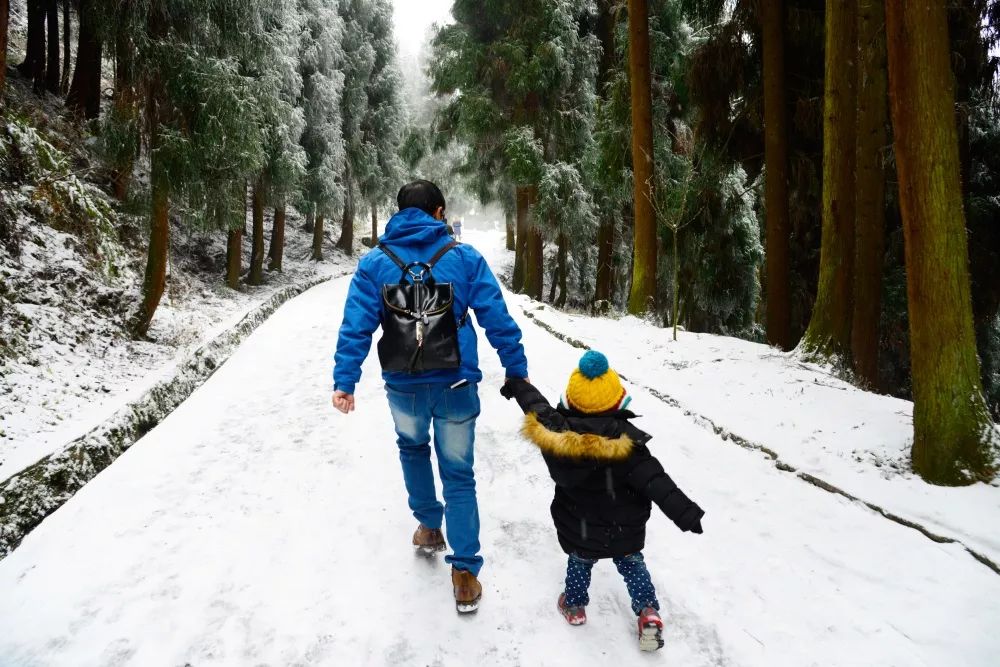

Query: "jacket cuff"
(334, 382), (356, 395)
(504, 363), (529, 379)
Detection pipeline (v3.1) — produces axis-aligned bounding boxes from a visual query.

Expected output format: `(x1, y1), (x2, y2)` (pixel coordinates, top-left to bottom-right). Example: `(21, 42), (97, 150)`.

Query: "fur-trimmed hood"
(521, 413), (633, 461)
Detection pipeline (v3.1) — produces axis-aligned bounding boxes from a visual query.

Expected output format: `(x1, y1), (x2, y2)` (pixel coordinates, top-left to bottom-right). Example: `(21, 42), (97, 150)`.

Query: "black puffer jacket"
(503, 380), (704, 560)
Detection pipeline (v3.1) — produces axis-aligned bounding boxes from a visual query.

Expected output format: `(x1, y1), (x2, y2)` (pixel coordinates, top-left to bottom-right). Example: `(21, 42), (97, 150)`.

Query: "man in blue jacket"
(332, 180), (528, 613)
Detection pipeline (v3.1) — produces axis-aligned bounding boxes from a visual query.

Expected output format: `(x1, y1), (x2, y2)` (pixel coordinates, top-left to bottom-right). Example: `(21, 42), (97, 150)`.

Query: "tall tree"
(356, 0), (405, 245)
(45, 0), (59, 93)
(298, 0), (346, 260)
(21, 0), (46, 91)
(592, 0), (626, 313)
(852, 0), (889, 388)
(67, 0), (103, 119)
(762, 0), (792, 349)
(334, 0), (372, 255)
(60, 0), (70, 93)
(0, 0), (8, 98)
(626, 0), (656, 314)
(885, 0), (996, 484)
(801, 0), (858, 361)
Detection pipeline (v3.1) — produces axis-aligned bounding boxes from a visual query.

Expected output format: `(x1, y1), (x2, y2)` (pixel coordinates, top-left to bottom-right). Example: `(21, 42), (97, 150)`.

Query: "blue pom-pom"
(578, 350), (609, 379)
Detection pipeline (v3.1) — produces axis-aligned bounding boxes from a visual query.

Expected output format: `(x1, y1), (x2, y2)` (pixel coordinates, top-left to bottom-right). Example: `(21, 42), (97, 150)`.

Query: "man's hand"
(332, 391), (355, 414)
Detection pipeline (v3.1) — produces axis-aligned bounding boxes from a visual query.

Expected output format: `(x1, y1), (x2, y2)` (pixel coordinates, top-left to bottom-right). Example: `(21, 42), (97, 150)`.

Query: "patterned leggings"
(563, 552), (659, 615)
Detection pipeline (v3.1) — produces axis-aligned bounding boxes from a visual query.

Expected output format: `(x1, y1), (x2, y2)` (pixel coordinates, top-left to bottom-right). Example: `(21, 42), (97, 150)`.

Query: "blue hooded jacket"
(333, 207), (528, 394)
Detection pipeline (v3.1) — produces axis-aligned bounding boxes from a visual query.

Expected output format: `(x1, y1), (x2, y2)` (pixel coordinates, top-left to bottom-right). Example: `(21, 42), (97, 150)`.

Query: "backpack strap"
(379, 241), (460, 285)
(377, 243), (408, 271)
(427, 240), (460, 268)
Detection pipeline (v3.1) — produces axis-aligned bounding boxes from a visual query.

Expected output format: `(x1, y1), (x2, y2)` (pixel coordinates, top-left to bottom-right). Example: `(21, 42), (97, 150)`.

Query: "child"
(501, 350), (704, 652)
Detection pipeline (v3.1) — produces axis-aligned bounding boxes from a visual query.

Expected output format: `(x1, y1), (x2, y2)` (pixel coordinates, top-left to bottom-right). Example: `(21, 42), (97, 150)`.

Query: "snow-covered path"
(1, 232), (999, 666)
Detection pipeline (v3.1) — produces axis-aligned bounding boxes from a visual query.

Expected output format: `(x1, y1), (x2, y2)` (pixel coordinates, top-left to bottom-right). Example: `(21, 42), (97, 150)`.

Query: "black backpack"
(376, 241), (467, 373)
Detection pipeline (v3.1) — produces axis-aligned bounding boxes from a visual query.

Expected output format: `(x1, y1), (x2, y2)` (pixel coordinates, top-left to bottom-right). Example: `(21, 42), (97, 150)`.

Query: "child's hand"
(689, 518), (703, 534)
(500, 377), (530, 400)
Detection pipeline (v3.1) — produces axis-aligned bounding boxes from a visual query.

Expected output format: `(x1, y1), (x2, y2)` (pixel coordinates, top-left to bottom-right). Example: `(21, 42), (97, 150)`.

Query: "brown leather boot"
(412, 524), (446, 556)
(451, 567), (482, 614)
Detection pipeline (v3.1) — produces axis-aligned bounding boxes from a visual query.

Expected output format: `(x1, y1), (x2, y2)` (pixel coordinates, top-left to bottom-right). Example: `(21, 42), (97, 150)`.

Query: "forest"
(0, 0), (998, 487)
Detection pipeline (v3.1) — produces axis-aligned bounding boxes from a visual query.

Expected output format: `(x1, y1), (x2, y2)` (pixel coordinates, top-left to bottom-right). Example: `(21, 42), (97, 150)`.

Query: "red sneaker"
(637, 607), (664, 651)
(557, 593), (587, 626)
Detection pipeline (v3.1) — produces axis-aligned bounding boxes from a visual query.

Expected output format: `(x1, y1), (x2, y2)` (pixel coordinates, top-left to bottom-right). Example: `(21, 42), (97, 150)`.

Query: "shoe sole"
(413, 544), (447, 557)
(456, 599), (480, 614)
(638, 624), (664, 652)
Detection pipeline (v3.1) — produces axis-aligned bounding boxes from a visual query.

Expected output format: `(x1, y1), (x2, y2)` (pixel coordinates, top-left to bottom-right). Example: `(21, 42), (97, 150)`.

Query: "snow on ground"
(0, 210), (358, 481)
(1, 230), (999, 666)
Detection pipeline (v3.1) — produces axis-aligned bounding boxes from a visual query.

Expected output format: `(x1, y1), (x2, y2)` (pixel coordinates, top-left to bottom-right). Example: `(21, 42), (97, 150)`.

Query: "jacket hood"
(522, 413), (633, 461)
(380, 208), (450, 247)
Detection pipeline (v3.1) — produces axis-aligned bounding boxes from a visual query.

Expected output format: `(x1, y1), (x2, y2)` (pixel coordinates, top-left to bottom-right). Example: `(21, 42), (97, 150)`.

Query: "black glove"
(500, 378), (528, 400)
(689, 518), (703, 534)
(500, 382), (515, 400)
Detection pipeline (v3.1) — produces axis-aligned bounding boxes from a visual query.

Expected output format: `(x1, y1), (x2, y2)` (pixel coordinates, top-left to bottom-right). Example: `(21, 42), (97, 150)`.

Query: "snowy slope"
(0, 231), (999, 666)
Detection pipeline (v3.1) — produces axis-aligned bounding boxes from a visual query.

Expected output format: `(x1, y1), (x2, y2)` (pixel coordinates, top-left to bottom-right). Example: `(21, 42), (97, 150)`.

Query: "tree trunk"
(45, 0), (58, 94)
(801, 0), (858, 361)
(513, 185), (531, 292)
(885, 0), (996, 484)
(0, 0), (9, 97)
(762, 0), (793, 350)
(626, 0), (656, 315)
(505, 212), (515, 251)
(225, 226), (242, 289)
(556, 232), (568, 308)
(135, 174), (169, 336)
(594, 216), (615, 313)
(248, 178), (266, 285)
(110, 34), (136, 198)
(852, 0), (889, 389)
(304, 205), (315, 233)
(335, 166), (354, 253)
(312, 213), (325, 261)
(370, 204), (378, 246)
(524, 225), (544, 301)
(60, 0), (69, 94)
(268, 203), (286, 272)
(593, 4), (619, 315)
(66, 0), (102, 119)
(21, 0), (45, 91)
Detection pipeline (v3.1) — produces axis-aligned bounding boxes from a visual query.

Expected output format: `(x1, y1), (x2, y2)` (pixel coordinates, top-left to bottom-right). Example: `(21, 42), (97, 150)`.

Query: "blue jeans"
(564, 552), (659, 615)
(385, 381), (482, 576)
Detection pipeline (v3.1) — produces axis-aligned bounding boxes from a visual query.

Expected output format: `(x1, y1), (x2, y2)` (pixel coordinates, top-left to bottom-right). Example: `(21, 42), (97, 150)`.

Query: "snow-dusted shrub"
(1, 118), (125, 280)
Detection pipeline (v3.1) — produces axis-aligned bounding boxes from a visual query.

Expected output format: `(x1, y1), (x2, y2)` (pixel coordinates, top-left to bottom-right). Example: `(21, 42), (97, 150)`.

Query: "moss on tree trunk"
(505, 212), (515, 251)
(802, 0), (858, 362)
(885, 0), (997, 484)
(626, 0), (656, 315)
(851, 0), (889, 389)
(762, 0), (792, 350)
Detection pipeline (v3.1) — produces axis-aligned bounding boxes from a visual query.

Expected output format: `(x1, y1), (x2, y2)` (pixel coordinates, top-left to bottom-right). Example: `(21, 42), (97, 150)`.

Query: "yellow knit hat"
(564, 351), (631, 414)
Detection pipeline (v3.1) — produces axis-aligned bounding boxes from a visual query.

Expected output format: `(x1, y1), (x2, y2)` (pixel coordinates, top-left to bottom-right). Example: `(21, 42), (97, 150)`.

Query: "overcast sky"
(392, 0), (453, 62)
